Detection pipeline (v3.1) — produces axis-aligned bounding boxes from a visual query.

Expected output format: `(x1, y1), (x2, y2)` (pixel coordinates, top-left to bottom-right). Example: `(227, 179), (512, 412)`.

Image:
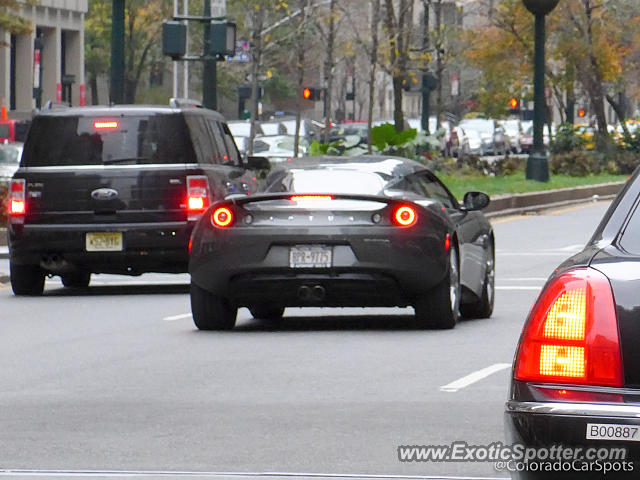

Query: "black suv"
(7, 103), (267, 295)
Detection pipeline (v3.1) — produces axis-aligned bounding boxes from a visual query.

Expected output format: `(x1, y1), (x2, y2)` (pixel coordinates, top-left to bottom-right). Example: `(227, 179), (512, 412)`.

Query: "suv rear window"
(22, 114), (196, 167)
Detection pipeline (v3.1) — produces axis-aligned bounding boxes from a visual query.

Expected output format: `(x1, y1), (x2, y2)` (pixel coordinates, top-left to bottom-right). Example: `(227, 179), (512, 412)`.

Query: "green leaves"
(370, 123), (417, 151)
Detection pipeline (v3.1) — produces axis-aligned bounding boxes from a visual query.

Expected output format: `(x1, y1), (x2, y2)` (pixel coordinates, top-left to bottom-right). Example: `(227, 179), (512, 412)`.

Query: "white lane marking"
(495, 286), (541, 291)
(501, 277), (547, 281)
(559, 244), (584, 251)
(163, 313), (192, 322)
(496, 252), (571, 256)
(47, 279), (188, 287)
(0, 470), (507, 480)
(440, 363), (512, 393)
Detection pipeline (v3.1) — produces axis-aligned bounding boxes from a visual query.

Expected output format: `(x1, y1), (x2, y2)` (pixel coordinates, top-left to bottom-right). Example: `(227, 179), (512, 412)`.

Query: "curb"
(484, 181), (624, 218)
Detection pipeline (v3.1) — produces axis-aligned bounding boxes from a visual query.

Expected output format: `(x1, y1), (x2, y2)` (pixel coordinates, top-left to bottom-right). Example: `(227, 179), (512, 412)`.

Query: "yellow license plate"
(86, 232), (123, 252)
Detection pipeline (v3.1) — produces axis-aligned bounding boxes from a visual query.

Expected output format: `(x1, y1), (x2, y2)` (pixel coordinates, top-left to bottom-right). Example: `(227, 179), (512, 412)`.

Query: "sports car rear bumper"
(189, 224), (449, 307)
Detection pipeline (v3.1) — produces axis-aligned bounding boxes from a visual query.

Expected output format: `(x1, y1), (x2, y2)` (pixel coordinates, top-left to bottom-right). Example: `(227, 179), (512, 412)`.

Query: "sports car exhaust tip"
(311, 285), (326, 301)
(298, 285), (312, 301)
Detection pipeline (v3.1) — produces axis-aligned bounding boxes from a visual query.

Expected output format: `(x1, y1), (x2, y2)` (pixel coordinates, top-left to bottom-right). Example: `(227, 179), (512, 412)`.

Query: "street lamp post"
(522, 0), (560, 182)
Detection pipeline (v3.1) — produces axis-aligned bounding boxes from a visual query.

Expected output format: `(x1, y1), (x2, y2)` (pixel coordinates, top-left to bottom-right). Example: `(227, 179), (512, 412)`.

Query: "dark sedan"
(188, 155), (494, 330)
(505, 171), (640, 479)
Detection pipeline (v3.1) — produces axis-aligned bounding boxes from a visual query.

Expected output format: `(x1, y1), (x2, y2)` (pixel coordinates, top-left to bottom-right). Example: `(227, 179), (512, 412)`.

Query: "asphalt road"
(0, 200), (612, 480)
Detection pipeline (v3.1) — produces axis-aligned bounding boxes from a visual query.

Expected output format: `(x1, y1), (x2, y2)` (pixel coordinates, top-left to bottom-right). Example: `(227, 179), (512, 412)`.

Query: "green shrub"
(550, 123), (587, 154)
(549, 150), (600, 176)
(489, 156), (526, 176)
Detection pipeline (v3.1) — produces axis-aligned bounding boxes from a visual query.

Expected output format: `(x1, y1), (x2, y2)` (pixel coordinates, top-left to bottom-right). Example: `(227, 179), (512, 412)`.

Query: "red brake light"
(211, 206), (233, 228)
(514, 268), (623, 387)
(94, 121), (119, 130)
(393, 205), (417, 227)
(9, 179), (25, 216)
(188, 196), (205, 211)
(290, 195), (333, 202)
(186, 175), (210, 218)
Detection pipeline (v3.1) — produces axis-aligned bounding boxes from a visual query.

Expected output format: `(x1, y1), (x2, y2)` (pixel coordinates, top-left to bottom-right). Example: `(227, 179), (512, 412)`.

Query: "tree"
(0, 0), (37, 44)
(85, 0), (172, 104)
(381, 0), (415, 132)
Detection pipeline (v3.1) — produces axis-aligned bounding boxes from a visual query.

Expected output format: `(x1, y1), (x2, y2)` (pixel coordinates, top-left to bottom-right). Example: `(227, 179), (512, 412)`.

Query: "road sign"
(211, 0), (226, 18)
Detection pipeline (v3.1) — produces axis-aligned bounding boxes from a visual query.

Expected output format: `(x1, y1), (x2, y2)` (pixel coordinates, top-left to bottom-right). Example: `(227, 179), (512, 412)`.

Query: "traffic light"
(508, 97), (520, 114)
(302, 87), (322, 101)
(577, 108), (586, 118)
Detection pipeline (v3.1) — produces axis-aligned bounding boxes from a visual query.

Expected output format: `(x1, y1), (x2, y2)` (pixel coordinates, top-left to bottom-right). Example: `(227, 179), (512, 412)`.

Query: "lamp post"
(522, 0), (560, 182)
(110, 0), (125, 104)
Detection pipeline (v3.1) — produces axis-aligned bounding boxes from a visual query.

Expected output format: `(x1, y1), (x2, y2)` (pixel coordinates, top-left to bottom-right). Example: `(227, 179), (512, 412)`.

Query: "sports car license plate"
(289, 245), (332, 268)
(587, 423), (640, 442)
(86, 232), (123, 252)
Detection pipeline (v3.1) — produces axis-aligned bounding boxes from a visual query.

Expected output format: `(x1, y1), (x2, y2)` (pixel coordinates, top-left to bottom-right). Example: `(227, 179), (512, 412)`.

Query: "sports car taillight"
(9, 179), (26, 216)
(186, 175), (210, 219)
(392, 205), (417, 227)
(514, 268), (623, 387)
(211, 206), (233, 228)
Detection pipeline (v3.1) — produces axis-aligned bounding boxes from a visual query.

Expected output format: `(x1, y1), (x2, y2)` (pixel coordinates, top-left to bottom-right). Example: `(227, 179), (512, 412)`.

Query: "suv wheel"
(10, 263), (45, 296)
(190, 282), (237, 331)
(61, 272), (91, 289)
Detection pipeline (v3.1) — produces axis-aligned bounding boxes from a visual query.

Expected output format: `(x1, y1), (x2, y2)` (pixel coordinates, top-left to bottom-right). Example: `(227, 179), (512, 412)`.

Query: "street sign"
(211, 0), (226, 18)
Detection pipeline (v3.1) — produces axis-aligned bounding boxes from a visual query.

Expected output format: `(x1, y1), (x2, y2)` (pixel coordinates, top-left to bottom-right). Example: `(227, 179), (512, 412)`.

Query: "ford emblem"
(91, 188), (119, 201)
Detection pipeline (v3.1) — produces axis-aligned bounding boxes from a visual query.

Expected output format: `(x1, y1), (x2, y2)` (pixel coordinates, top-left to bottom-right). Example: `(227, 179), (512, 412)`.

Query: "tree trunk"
(90, 75), (99, 105)
(322, 0), (336, 144)
(367, 0), (381, 153)
(392, 75), (404, 131)
(248, 10), (264, 157)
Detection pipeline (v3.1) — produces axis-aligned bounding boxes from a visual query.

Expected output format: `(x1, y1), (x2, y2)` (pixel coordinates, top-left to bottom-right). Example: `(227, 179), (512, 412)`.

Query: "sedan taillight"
(514, 268), (623, 387)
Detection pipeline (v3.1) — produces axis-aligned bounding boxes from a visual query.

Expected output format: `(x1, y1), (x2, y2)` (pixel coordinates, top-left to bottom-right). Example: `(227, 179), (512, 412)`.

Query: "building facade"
(0, 0), (88, 116)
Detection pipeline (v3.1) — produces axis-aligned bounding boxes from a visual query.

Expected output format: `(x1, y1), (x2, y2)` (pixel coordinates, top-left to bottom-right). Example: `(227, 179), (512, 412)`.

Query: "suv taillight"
(514, 268), (623, 387)
(9, 178), (26, 216)
(186, 175), (210, 220)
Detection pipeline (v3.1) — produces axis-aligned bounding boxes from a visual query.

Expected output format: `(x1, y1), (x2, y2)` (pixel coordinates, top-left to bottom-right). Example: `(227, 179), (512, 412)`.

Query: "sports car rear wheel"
(461, 243), (494, 319)
(414, 246), (461, 329)
(190, 283), (237, 331)
(249, 305), (285, 322)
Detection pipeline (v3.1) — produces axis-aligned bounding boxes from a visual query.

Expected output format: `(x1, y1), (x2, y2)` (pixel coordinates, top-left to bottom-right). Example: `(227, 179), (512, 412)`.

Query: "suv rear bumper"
(8, 221), (193, 274)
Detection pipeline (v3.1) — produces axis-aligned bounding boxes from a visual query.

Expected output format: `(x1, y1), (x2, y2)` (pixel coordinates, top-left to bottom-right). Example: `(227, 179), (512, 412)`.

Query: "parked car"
(461, 126), (486, 156)
(259, 121), (287, 136)
(501, 119), (524, 153)
(279, 118), (317, 142)
(188, 155), (495, 331)
(228, 120), (264, 139)
(459, 118), (510, 155)
(0, 141), (23, 188)
(6, 103), (269, 296)
(505, 169), (640, 478)
(253, 135), (309, 163)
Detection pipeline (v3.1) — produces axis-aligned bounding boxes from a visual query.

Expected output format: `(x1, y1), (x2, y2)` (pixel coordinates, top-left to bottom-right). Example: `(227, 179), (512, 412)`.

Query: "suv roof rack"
(169, 98), (203, 109)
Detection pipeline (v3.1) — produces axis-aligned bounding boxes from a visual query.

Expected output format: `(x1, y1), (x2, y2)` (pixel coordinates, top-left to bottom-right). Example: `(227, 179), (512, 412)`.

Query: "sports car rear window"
(264, 169), (386, 195)
(22, 114), (196, 167)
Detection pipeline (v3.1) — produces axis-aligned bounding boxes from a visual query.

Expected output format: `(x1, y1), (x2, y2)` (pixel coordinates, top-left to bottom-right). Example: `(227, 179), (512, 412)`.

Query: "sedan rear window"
(22, 114), (196, 167)
(619, 200), (640, 255)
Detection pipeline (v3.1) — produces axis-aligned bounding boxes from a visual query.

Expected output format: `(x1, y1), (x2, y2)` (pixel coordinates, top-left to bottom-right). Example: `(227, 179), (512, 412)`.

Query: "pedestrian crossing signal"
(577, 108), (586, 118)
